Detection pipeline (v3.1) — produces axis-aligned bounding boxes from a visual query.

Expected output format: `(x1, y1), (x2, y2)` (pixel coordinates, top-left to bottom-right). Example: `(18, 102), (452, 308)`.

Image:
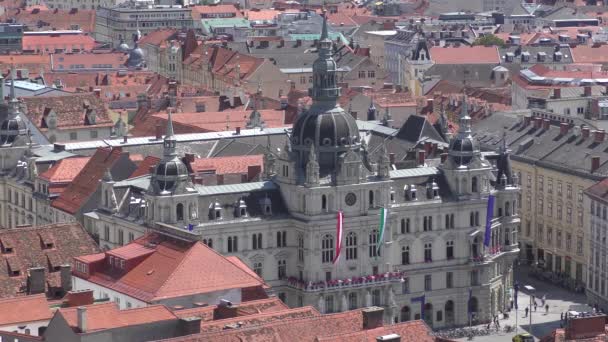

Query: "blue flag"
(411, 294), (426, 320)
(187, 224), (194, 232)
(484, 195), (495, 247)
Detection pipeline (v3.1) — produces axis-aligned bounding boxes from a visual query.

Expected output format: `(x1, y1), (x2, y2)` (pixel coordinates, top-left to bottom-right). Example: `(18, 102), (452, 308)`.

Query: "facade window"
(547, 227), (552, 245)
(566, 233), (572, 251)
(118, 229), (124, 246)
(104, 225), (110, 241)
(446, 241), (454, 260)
(446, 272), (453, 288)
(547, 201), (553, 217)
(322, 234), (334, 263)
(557, 205), (563, 220)
(372, 289), (381, 306)
(276, 231), (287, 247)
(128, 232), (134, 242)
(325, 295), (334, 313)
(203, 238), (213, 248)
(346, 232), (357, 260)
(253, 262), (263, 277)
(401, 246), (410, 265)
(176, 203), (184, 221)
(401, 218), (410, 233)
(252, 233), (262, 250)
(557, 181), (563, 196)
(470, 270), (480, 286)
(566, 207), (572, 223)
(227, 236), (238, 252)
(537, 224), (543, 243)
(402, 277), (410, 294)
(358, 70), (366, 78)
(526, 220), (531, 237)
(348, 293), (357, 310)
(367, 70), (375, 78)
(298, 233), (304, 262)
(369, 229), (380, 257)
(424, 274), (432, 291)
(578, 188), (583, 203)
(538, 199), (544, 214)
(538, 175), (544, 192)
(424, 243), (432, 262)
(548, 178), (553, 194)
(556, 230), (562, 248)
(578, 210), (583, 226)
(69, 132), (77, 140)
(278, 259), (286, 279)
(423, 216), (433, 231)
(567, 183), (572, 199)
(577, 236), (583, 255)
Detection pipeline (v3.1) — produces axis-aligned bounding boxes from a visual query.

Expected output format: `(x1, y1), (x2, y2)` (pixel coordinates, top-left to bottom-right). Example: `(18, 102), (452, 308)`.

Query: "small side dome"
(0, 117), (26, 145)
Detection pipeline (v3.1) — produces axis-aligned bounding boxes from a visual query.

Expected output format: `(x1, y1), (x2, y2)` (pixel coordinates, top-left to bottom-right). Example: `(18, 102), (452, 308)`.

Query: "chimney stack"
(542, 119), (550, 130)
(235, 127), (241, 135)
(440, 153), (448, 163)
(27, 267), (46, 295)
(592, 156), (601, 173)
(155, 124), (163, 140)
(523, 116), (531, 127)
(60, 264), (72, 292)
(595, 129), (605, 143)
(389, 153), (395, 165)
(560, 122), (569, 135)
(534, 117), (542, 129)
(585, 86), (592, 97)
(424, 141), (432, 155)
(417, 150), (426, 166)
(123, 135), (128, 143)
(583, 127), (591, 139)
(77, 306), (87, 333)
(554, 88), (561, 99)
(362, 307), (384, 330)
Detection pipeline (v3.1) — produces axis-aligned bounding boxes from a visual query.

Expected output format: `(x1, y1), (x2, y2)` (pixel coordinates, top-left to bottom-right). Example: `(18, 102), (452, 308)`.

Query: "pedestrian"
(561, 312), (564, 321)
(525, 307), (529, 317)
(534, 302), (537, 311)
(545, 304), (549, 314)
(510, 300), (514, 310)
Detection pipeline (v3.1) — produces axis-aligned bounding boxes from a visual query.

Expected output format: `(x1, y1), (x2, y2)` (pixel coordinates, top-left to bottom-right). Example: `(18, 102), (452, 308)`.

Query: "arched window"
(475, 212), (480, 226)
(424, 303), (433, 326)
(203, 238), (213, 248)
(252, 233), (263, 250)
(472, 177), (478, 193)
(369, 190), (374, 208)
(372, 289), (381, 306)
(322, 195), (327, 211)
(321, 234), (334, 263)
(325, 295), (334, 313)
(470, 212), (475, 226)
(472, 237), (480, 258)
(297, 233), (304, 262)
(401, 246), (410, 265)
(450, 214), (455, 228)
(401, 219), (406, 233)
(369, 229), (380, 257)
(445, 300), (455, 325)
(346, 232), (357, 260)
(253, 262), (263, 277)
(401, 306), (411, 322)
(176, 203), (184, 221)
(445, 214), (450, 229)
(348, 292), (357, 310)
(446, 240), (454, 259)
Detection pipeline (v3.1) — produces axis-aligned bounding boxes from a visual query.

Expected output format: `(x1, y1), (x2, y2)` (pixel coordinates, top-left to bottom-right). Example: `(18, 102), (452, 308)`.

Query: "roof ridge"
(154, 242), (200, 296)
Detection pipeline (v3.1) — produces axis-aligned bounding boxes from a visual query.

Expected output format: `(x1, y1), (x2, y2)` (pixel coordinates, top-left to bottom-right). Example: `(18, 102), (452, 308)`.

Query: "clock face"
(345, 192), (357, 206)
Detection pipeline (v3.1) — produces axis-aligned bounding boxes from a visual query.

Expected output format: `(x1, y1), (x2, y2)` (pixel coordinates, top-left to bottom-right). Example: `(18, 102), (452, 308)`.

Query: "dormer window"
(236, 199), (247, 217)
(390, 188), (395, 202)
(407, 185), (417, 201)
(210, 202), (222, 220)
(505, 52), (514, 62)
(261, 196), (272, 216)
(521, 52), (530, 62)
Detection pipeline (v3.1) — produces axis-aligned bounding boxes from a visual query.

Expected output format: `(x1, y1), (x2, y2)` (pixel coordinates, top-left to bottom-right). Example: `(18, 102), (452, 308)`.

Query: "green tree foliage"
(472, 35), (506, 48)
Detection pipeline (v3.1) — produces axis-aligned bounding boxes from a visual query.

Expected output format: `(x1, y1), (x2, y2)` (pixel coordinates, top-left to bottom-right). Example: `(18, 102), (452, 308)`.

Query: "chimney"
(554, 88), (561, 99)
(213, 299), (237, 320)
(542, 119), (550, 130)
(123, 135), (128, 143)
(93, 89), (101, 98)
(27, 267), (46, 295)
(426, 98), (434, 110)
(533, 117), (542, 129)
(77, 307), (87, 333)
(560, 122), (569, 135)
(583, 127), (591, 139)
(595, 129), (605, 143)
(585, 86), (592, 97)
(417, 150), (426, 166)
(179, 317), (202, 336)
(424, 141), (432, 155)
(65, 289), (94, 307)
(565, 315), (607, 340)
(440, 153), (448, 163)
(389, 153), (395, 165)
(523, 116), (531, 127)
(60, 264), (72, 292)
(184, 153), (195, 163)
(155, 124), (163, 140)
(53, 143), (66, 152)
(592, 156), (601, 173)
(235, 127), (241, 135)
(362, 307), (384, 330)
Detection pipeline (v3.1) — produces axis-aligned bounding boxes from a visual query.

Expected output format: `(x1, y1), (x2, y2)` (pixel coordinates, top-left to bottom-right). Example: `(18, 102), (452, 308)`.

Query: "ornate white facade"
(81, 15), (520, 328)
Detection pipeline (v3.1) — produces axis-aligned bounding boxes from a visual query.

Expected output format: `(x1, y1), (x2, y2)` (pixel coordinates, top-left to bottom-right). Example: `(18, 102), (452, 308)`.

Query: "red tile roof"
(129, 156), (161, 179)
(199, 306), (320, 333)
(191, 5), (242, 19)
(3, 8), (96, 33)
(430, 46), (500, 64)
(22, 33), (96, 52)
(52, 147), (126, 214)
(317, 320), (435, 342)
(156, 110), (285, 132)
(245, 9), (280, 21)
(75, 234), (266, 303)
(571, 45), (608, 64)
(0, 294), (53, 326)
(0, 223), (100, 299)
(59, 303), (177, 333)
(21, 93), (113, 131)
(190, 155), (263, 175)
(38, 157), (91, 184)
(327, 11), (359, 27)
(138, 29), (178, 46)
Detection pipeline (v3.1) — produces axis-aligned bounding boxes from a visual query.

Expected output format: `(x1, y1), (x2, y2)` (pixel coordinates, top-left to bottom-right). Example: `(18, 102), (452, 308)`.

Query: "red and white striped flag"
(333, 211), (344, 264)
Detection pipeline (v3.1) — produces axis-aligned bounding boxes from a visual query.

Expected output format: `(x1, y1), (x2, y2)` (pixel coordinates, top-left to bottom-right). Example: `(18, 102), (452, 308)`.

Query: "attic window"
(10, 269), (19, 277)
(44, 242), (54, 249)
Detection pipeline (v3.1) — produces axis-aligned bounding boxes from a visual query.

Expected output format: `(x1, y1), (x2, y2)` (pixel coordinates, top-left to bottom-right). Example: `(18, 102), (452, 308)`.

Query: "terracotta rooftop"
(22, 33), (96, 52)
(137, 29), (178, 47)
(190, 155), (263, 175)
(20, 93), (113, 131)
(571, 45), (608, 64)
(0, 294), (53, 326)
(0, 223), (100, 299)
(430, 46), (500, 64)
(59, 302), (177, 333)
(3, 7), (96, 33)
(157, 109), (285, 132)
(74, 234), (266, 303)
(245, 9), (280, 21)
(129, 156), (161, 179)
(51, 53), (127, 71)
(52, 147), (127, 214)
(191, 4), (243, 19)
(38, 157), (91, 193)
(171, 297), (288, 323)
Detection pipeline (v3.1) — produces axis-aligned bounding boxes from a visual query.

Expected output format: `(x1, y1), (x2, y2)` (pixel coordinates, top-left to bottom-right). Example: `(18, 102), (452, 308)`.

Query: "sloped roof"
(0, 294), (53, 325)
(38, 156), (90, 183)
(396, 115), (445, 143)
(59, 303), (177, 333)
(3, 8), (96, 33)
(190, 155), (263, 175)
(128, 155), (161, 179)
(430, 46), (500, 64)
(51, 147), (125, 214)
(21, 93), (113, 130)
(76, 234), (265, 302)
(0, 223), (100, 299)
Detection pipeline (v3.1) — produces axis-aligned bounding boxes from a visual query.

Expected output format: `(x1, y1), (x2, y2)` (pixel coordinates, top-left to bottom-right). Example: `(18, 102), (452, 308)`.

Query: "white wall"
(72, 277), (147, 310)
(0, 320), (49, 336)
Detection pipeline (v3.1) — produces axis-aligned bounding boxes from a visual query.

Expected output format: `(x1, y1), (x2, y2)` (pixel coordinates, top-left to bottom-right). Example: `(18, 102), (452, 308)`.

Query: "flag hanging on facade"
(467, 288), (473, 316)
(376, 207), (388, 255)
(483, 195), (495, 247)
(514, 282), (519, 310)
(411, 294), (426, 320)
(333, 211), (344, 264)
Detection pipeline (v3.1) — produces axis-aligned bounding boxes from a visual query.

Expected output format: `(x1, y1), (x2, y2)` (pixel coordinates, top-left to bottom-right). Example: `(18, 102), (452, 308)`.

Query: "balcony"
(286, 271), (407, 293)
(469, 245), (519, 264)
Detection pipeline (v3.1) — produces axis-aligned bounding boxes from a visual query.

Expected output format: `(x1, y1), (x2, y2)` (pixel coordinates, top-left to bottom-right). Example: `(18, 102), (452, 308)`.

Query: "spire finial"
(166, 108), (175, 138)
(459, 94), (471, 134)
(321, 9), (329, 41)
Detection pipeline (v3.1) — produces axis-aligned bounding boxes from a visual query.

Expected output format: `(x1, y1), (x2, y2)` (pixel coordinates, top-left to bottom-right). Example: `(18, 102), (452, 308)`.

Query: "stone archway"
(491, 289), (496, 317)
(445, 300), (455, 326)
(498, 286), (503, 312)
(424, 303), (433, 327)
(400, 306), (411, 322)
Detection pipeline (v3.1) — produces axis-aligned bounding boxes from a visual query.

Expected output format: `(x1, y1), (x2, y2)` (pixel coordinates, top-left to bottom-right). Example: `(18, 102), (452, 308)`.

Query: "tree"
(472, 34), (505, 48)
